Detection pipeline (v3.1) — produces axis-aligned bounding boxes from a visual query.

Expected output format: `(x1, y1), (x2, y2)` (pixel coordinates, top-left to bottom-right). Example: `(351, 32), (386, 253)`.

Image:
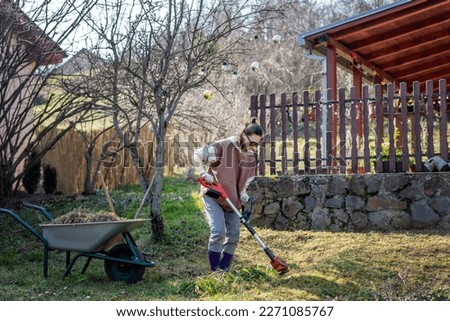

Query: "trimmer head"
(271, 257), (289, 274)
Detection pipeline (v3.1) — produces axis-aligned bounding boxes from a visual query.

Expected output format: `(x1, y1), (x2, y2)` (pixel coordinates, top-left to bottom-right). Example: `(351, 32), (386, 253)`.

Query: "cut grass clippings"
(0, 173), (449, 301)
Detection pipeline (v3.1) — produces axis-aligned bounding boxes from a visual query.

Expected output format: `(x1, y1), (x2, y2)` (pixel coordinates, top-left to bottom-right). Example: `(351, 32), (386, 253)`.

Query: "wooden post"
(250, 95), (258, 118)
(303, 90), (310, 174)
(258, 95), (266, 176)
(362, 86), (370, 173)
(353, 66), (363, 140)
(326, 42), (337, 161)
(315, 89), (322, 172)
(400, 82), (409, 172)
(375, 84), (383, 173)
(280, 93), (287, 174)
(426, 80), (435, 158)
(338, 88), (346, 174)
(292, 92), (299, 174)
(326, 88), (334, 172)
(350, 86), (358, 173)
(270, 94), (276, 175)
(412, 81), (422, 171)
(387, 83), (396, 172)
(439, 79), (448, 161)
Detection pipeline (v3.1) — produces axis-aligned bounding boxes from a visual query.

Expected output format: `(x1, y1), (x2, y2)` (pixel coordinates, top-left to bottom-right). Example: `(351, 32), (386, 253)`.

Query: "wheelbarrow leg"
(62, 253), (97, 278)
(81, 257), (93, 274)
(122, 232), (141, 259)
(43, 246), (49, 278)
(64, 250), (93, 274)
(66, 251), (71, 267)
(62, 253), (84, 278)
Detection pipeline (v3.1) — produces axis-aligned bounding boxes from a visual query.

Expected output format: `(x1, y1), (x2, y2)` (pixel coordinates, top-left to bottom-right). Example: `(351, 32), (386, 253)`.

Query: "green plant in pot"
(376, 128), (404, 172)
(380, 137), (402, 161)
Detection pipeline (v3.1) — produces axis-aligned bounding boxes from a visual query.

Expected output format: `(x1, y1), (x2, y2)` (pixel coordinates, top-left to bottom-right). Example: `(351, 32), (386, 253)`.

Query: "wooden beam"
(325, 35), (397, 85)
(326, 42), (337, 160)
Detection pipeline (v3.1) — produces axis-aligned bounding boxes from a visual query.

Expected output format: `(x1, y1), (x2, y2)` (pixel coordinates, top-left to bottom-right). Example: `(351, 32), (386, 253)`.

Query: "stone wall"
(246, 173), (450, 231)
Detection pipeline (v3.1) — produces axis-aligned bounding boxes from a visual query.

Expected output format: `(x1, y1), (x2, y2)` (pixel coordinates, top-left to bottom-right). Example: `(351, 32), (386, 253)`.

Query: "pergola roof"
(298, 0), (450, 92)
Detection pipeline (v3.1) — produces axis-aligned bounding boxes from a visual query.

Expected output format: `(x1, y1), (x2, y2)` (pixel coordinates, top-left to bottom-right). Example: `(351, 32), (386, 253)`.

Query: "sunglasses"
(245, 133), (259, 147)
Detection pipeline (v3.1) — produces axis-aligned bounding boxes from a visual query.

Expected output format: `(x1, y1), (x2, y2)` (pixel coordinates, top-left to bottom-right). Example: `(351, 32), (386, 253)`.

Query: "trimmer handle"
(197, 176), (229, 198)
(241, 197), (253, 222)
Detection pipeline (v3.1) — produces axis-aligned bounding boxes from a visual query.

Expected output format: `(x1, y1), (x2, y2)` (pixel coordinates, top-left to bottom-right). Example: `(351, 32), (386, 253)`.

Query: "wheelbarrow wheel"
(104, 243), (146, 284)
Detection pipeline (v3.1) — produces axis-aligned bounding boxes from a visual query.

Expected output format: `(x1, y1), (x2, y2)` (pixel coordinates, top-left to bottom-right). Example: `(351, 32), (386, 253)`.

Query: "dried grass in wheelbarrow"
(51, 208), (121, 224)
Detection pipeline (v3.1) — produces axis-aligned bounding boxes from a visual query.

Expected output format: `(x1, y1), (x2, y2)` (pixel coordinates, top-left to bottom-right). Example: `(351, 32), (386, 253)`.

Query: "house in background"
(50, 48), (97, 76)
(0, 0), (65, 193)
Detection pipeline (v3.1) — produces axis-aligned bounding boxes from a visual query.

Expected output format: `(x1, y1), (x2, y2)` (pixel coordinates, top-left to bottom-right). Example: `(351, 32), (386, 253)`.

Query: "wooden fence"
(37, 125), (207, 196)
(39, 126), (176, 195)
(250, 79), (449, 176)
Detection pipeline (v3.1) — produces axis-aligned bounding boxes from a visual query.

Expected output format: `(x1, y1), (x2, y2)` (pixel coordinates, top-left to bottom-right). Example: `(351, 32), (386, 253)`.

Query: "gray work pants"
(202, 195), (240, 255)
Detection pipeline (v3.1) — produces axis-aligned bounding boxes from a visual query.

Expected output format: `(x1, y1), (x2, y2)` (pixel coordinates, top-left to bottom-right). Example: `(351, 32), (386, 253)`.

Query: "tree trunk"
(83, 145), (95, 195)
(149, 121), (166, 242)
(0, 162), (13, 198)
(0, 165), (6, 199)
(127, 140), (165, 241)
(150, 165), (165, 241)
(129, 143), (150, 193)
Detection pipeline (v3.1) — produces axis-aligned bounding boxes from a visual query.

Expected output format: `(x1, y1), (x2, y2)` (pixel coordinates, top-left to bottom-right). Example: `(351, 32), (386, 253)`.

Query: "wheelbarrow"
(0, 203), (155, 283)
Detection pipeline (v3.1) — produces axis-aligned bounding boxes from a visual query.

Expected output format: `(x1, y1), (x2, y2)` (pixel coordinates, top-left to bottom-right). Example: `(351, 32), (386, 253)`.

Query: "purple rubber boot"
(219, 252), (233, 272)
(208, 250), (221, 271)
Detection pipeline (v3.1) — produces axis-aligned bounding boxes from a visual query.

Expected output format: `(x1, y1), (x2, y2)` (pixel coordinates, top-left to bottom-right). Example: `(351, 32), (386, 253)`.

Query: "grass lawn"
(0, 174), (449, 301)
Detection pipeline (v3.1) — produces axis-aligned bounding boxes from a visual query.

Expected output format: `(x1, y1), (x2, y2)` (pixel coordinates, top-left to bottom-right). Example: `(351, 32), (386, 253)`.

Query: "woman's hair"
(242, 117), (263, 136)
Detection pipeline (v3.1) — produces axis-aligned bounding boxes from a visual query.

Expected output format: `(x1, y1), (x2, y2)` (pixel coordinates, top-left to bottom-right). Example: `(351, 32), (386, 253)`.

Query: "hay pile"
(52, 208), (121, 224)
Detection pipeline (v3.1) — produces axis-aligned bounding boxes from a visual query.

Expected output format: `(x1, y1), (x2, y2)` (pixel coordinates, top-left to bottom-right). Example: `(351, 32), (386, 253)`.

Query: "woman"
(193, 117), (262, 272)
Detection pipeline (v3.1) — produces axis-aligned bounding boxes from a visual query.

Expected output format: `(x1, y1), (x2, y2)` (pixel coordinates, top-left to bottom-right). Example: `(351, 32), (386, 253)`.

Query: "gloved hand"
(240, 191), (249, 203)
(200, 171), (214, 184)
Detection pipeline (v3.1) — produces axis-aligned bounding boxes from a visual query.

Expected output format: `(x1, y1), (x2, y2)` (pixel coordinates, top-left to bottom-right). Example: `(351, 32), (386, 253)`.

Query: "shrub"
(22, 151), (41, 194)
(43, 164), (57, 194)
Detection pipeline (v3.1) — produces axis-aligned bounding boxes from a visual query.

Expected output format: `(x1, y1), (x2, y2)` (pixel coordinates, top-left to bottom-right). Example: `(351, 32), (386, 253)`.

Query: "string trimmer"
(198, 177), (289, 274)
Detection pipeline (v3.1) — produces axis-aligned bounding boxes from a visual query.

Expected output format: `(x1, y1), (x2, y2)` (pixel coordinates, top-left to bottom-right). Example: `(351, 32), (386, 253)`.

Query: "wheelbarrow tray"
(40, 219), (149, 252)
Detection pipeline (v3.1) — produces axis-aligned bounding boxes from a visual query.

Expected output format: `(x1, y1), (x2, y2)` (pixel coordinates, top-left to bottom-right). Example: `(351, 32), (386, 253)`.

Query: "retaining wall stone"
(246, 173), (450, 231)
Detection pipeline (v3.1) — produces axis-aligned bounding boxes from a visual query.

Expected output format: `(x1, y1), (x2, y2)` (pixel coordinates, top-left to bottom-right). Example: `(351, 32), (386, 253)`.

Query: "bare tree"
(78, 0), (290, 241)
(50, 48), (122, 195)
(0, 0), (98, 198)
(166, 0), (327, 142)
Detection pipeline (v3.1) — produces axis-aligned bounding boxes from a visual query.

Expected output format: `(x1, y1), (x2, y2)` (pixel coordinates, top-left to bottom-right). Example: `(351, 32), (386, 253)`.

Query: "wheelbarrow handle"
(0, 207), (49, 245)
(22, 202), (54, 221)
